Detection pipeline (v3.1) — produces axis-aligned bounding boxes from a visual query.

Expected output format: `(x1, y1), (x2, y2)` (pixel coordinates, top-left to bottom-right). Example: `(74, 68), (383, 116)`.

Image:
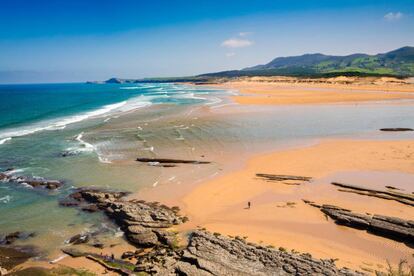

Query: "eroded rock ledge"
(304, 201), (414, 247)
(135, 230), (362, 275)
(331, 182), (414, 207)
(256, 173), (312, 185)
(61, 188), (186, 248)
(61, 188), (362, 275)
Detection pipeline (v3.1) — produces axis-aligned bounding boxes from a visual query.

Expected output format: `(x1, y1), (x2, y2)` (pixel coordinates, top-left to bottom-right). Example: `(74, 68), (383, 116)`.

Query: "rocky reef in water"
(0, 169), (63, 190)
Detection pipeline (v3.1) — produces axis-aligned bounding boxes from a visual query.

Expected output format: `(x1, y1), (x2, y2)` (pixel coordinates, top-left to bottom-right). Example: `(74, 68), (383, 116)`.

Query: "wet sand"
(175, 139), (414, 271)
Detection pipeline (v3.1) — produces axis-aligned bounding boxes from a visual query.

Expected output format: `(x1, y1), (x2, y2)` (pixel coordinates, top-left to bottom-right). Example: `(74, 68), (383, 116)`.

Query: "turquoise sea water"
(0, 83), (219, 144)
(0, 82), (228, 254)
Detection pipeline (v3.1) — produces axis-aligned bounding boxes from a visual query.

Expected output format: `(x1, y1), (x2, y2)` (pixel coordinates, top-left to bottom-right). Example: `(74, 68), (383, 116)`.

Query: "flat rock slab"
(332, 182), (414, 207)
(305, 202), (414, 247)
(137, 157), (211, 165)
(380, 128), (413, 132)
(256, 173), (312, 185)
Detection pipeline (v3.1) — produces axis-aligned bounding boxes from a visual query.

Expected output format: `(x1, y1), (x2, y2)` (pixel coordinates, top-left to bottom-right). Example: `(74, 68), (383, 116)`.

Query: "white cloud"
(226, 52), (236, 57)
(239, 32), (252, 37)
(384, 12), (403, 21)
(221, 38), (253, 48)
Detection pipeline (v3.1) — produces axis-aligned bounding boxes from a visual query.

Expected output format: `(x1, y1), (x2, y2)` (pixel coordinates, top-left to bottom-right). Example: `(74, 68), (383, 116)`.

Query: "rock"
(380, 128), (413, 131)
(61, 248), (86, 258)
(62, 188), (186, 248)
(306, 202), (414, 246)
(127, 226), (159, 247)
(331, 182), (414, 207)
(137, 157), (211, 165)
(81, 204), (100, 212)
(0, 246), (36, 270)
(60, 150), (81, 157)
(256, 173), (312, 185)
(133, 230), (362, 275)
(92, 243), (104, 249)
(121, 251), (135, 259)
(67, 233), (90, 245)
(63, 188), (362, 275)
(0, 232), (35, 245)
(0, 171), (63, 190)
(58, 199), (80, 207)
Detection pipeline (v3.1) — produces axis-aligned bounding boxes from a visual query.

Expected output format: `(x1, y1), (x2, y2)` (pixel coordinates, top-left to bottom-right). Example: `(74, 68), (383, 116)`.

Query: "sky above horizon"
(1, 0), (414, 83)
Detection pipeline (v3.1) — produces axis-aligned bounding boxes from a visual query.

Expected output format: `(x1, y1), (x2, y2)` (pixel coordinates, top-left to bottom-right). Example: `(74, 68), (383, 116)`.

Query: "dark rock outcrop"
(60, 150), (81, 157)
(137, 157), (211, 165)
(0, 171), (62, 190)
(256, 173), (312, 185)
(331, 182), (414, 206)
(63, 188), (185, 248)
(62, 187), (362, 275)
(133, 230), (361, 275)
(66, 233), (90, 245)
(305, 202), (414, 247)
(0, 246), (36, 270)
(0, 232), (35, 245)
(380, 128), (413, 132)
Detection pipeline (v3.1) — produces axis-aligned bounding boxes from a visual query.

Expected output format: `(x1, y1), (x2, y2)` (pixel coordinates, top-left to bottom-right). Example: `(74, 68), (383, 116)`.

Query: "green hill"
(201, 46), (414, 78)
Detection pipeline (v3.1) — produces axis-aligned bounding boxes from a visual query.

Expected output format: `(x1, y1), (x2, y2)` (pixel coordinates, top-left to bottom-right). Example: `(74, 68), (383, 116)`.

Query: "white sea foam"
(3, 168), (26, 175)
(75, 132), (95, 152)
(0, 137), (11, 145)
(120, 85), (156, 90)
(0, 101), (127, 141)
(178, 93), (207, 100)
(97, 155), (112, 164)
(0, 195), (11, 204)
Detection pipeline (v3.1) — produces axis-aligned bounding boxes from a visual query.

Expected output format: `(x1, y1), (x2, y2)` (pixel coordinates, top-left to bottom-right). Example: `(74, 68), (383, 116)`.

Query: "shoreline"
(3, 79), (414, 274)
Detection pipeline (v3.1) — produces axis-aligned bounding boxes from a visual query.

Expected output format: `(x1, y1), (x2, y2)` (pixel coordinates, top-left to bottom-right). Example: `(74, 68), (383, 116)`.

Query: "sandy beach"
(176, 139), (414, 271)
(207, 76), (414, 105)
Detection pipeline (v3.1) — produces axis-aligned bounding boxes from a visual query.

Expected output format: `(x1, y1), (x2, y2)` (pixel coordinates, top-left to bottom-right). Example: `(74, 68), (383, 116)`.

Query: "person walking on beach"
(247, 201), (251, 209)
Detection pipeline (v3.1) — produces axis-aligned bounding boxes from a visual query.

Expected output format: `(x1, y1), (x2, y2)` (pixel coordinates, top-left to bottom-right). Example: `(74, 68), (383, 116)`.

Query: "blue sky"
(0, 0), (413, 83)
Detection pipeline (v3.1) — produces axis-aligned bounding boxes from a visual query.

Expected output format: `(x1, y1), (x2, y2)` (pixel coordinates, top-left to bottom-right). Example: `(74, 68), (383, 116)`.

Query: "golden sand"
(208, 76), (414, 105)
(178, 139), (414, 271)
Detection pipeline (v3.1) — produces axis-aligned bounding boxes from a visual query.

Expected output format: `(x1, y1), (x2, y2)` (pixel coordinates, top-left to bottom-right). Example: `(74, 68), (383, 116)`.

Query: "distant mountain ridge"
(97, 46), (414, 84)
(202, 46), (414, 78)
